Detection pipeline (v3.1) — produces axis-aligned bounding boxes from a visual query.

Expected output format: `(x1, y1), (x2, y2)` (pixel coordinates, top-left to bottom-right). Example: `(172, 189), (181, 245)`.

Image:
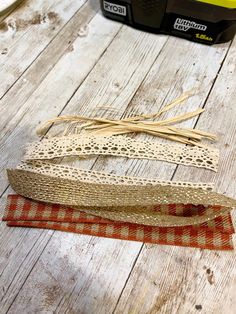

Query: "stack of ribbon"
(3, 145), (236, 251)
(3, 94), (236, 250)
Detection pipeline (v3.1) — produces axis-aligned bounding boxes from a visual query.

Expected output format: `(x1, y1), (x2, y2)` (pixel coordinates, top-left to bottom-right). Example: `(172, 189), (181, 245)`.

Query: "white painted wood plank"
(0, 0), (99, 140)
(0, 0), (87, 98)
(4, 36), (232, 313)
(0, 1), (20, 14)
(0, 0), (24, 22)
(115, 247), (236, 314)
(7, 234), (141, 314)
(114, 37), (236, 314)
(0, 0), (84, 54)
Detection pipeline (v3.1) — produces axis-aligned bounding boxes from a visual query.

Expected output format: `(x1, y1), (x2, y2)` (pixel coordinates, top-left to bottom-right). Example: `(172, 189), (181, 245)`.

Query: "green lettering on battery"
(196, 33), (213, 41)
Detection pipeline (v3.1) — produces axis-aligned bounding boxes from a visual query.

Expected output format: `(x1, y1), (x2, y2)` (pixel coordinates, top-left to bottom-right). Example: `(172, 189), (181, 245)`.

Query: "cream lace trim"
(24, 136), (219, 171)
(17, 161), (214, 190)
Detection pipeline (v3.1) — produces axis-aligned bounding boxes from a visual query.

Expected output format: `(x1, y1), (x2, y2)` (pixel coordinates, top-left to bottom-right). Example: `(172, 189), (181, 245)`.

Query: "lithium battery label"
(174, 18), (208, 32)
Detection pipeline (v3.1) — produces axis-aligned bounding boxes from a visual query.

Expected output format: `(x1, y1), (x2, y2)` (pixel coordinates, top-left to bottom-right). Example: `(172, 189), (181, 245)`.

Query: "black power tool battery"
(100, 0), (236, 44)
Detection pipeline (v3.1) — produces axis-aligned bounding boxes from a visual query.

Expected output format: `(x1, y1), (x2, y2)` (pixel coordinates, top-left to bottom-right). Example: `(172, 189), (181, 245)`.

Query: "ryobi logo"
(103, 1), (126, 16)
(174, 18), (207, 32)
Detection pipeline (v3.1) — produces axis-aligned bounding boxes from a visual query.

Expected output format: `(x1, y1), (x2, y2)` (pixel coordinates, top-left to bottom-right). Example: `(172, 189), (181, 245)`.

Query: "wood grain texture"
(0, 0), (87, 98)
(0, 0), (100, 140)
(0, 1), (235, 313)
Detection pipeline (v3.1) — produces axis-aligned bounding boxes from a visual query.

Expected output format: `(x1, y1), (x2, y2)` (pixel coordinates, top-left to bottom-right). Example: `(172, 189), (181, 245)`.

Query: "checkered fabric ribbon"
(2, 195), (235, 250)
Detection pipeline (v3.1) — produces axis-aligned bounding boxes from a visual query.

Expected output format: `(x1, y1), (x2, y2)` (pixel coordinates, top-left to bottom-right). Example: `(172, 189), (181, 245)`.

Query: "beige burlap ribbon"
(7, 167), (235, 227)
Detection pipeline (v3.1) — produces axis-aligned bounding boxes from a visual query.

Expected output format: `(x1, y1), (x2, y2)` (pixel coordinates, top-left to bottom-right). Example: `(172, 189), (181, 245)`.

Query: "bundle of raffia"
(37, 91), (217, 147)
(3, 92), (236, 250)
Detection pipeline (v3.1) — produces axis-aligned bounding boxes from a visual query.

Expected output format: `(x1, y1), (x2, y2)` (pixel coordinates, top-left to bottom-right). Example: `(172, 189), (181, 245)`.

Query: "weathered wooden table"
(0, 1), (235, 313)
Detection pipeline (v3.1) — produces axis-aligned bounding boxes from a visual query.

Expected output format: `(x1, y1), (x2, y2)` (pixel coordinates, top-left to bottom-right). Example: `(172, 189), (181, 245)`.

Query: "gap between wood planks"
(0, 0), (25, 22)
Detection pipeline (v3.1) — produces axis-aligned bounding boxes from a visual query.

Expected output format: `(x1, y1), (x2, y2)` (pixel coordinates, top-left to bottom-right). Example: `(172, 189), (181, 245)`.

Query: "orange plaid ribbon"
(2, 195), (235, 250)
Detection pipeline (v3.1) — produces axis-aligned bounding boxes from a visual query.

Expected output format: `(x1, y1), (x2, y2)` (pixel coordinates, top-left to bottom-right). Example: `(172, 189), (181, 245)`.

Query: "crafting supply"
(4, 88), (235, 249)
(36, 91), (217, 147)
(7, 168), (236, 226)
(10, 161), (223, 227)
(72, 204), (231, 227)
(36, 110), (216, 147)
(8, 168), (235, 208)
(3, 195), (235, 250)
(24, 135), (219, 171)
(100, 0), (236, 44)
(18, 160), (214, 190)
